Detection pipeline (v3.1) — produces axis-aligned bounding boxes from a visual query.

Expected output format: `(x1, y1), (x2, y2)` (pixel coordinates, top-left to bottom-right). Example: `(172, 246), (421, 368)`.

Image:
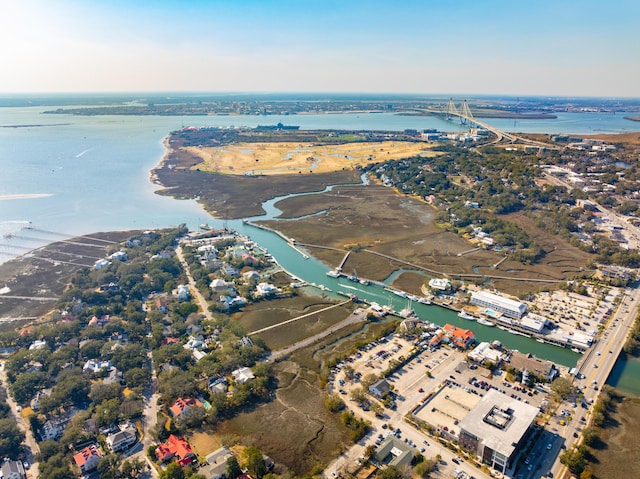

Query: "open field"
(259, 184), (593, 296)
(186, 140), (435, 176)
(153, 142), (362, 218)
(590, 392), (640, 478)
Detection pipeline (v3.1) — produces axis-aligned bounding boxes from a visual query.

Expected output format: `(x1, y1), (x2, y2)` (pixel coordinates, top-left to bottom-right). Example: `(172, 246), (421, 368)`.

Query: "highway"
(548, 286), (640, 479)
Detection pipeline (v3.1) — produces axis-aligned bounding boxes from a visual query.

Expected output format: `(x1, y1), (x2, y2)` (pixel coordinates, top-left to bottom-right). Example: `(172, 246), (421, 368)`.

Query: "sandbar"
(0, 193), (52, 201)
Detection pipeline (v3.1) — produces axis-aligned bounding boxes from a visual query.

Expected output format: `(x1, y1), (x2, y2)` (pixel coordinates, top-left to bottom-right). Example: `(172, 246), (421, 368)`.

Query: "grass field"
(259, 183), (594, 296)
(186, 140), (436, 176)
(590, 392), (640, 478)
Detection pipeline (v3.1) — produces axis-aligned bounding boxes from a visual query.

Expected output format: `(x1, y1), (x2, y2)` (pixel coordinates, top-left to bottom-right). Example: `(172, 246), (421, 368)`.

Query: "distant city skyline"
(2, 0), (639, 97)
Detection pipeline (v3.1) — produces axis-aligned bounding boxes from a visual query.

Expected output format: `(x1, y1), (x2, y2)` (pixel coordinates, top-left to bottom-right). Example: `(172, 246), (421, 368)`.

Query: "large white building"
(471, 291), (527, 319)
(458, 389), (539, 473)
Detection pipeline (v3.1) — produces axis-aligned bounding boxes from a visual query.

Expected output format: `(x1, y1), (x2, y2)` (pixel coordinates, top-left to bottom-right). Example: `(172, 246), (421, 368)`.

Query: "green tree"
(244, 446), (267, 479)
(560, 448), (586, 476)
(377, 465), (403, 479)
(226, 456), (242, 479)
(0, 418), (25, 458)
(160, 462), (184, 479)
(324, 394), (345, 413)
(550, 377), (573, 400)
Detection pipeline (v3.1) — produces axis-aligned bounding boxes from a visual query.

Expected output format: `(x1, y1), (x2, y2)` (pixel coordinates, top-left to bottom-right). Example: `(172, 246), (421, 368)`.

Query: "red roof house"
(443, 324), (475, 349)
(169, 397), (203, 418)
(155, 434), (196, 466)
(73, 444), (103, 473)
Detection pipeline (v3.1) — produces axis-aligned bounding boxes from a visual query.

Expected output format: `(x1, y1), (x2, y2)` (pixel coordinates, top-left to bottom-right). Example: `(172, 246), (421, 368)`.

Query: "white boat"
(417, 297), (431, 305)
(326, 270), (340, 278)
(477, 318), (495, 327)
(536, 338), (545, 343)
(571, 348), (584, 354)
(458, 310), (477, 321)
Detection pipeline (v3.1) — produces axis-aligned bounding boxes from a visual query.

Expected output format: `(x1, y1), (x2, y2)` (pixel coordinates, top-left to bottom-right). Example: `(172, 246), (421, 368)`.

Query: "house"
(255, 282), (279, 297)
(369, 378), (391, 398)
(176, 284), (190, 301)
(73, 444), (103, 473)
(210, 278), (236, 294)
(155, 434), (196, 466)
(88, 314), (110, 327)
(208, 376), (229, 395)
(28, 339), (47, 350)
(30, 388), (52, 411)
(40, 419), (63, 440)
(109, 250), (128, 261)
(443, 324), (475, 349)
(83, 359), (112, 372)
(170, 397), (203, 418)
(232, 366), (255, 384)
(1, 460), (26, 479)
(106, 429), (137, 453)
(242, 270), (261, 281)
(94, 258), (111, 270)
(201, 447), (234, 479)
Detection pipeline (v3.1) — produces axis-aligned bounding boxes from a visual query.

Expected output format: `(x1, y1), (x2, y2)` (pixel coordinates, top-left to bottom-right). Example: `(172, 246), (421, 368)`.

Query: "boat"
(3, 232), (15, 239)
(392, 290), (408, 298)
(326, 270), (340, 278)
(359, 278), (371, 286)
(536, 338), (546, 343)
(458, 310), (477, 321)
(571, 348), (584, 354)
(477, 318), (495, 327)
(417, 297), (431, 305)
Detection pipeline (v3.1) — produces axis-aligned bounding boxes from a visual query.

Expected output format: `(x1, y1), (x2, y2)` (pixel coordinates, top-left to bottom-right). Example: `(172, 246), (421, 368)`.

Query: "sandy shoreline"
(0, 193), (52, 201)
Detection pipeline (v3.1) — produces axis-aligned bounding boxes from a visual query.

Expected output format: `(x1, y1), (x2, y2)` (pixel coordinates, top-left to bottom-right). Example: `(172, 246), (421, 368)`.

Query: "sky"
(1, 0), (639, 97)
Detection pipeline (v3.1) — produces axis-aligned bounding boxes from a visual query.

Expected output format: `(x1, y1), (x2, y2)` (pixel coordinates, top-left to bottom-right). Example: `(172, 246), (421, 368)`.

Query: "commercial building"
(458, 389), (539, 473)
(374, 437), (416, 469)
(471, 291), (527, 319)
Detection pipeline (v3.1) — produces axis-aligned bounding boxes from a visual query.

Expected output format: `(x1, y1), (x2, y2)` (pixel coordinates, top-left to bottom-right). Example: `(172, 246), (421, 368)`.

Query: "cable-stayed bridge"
(433, 99), (557, 149)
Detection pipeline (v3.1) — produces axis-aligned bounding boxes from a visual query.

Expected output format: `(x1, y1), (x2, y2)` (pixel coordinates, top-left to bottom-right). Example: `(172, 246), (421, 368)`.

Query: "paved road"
(0, 360), (40, 479)
(548, 286), (640, 479)
(175, 244), (212, 321)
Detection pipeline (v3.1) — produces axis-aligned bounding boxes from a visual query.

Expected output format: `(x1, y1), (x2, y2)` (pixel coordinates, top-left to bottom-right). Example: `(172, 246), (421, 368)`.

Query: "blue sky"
(2, 0), (638, 96)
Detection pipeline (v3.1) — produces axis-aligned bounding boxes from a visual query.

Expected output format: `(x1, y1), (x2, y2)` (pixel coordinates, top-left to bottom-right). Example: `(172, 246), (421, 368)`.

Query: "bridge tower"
(445, 98), (459, 121)
(460, 100), (475, 126)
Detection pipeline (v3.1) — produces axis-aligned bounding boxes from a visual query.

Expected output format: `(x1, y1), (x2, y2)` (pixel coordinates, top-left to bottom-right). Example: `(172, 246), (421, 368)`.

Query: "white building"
(232, 367), (255, 384)
(471, 291), (527, 319)
(429, 278), (451, 291)
(94, 258), (112, 270)
(106, 430), (137, 453)
(176, 284), (190, 301)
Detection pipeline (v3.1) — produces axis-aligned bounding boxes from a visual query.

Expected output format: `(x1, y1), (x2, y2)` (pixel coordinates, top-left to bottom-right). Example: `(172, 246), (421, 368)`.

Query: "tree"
(226, 456), (242, 479)
(160, 462), (184, 479)
(550, 377), (573, 400)
(324, 394), (345, 413)
(377, 465), (404, 479)
(581, 426), (597, 446)
(244, 446), (267, 479)
(122, 458), (146, 479)
(0, 418), (25, 458)
(414, 459), (435, 478)
(98, 453), (122, 479)
(560, 448), (586, 476)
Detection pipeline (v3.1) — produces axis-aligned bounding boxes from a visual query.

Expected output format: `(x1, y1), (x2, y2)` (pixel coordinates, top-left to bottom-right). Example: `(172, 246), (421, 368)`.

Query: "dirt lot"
(258, 184), (592, 296)
(590, 392), (640, 478)
(187, 140), (435, 176)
